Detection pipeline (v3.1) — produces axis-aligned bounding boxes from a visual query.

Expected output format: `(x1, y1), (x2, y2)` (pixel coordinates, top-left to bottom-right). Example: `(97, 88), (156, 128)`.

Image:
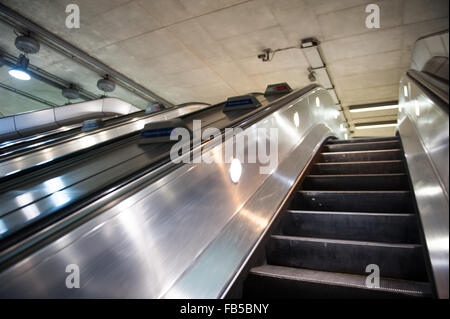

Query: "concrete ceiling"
(0, 0), (448, 137)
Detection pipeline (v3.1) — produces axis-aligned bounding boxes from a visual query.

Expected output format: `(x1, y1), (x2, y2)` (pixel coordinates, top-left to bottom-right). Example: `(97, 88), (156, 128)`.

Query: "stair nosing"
(270, 234), (422, 249)
(327, 137), (399, 143)
(314, 160), (403, 165)
(249, 265), (430, 296)
(325, 140), (400, 148)
(284, 210), (415, 217)
(298, 190), (411, 194)
(306, 173), (407, 178)
(321, 149), (402, 155)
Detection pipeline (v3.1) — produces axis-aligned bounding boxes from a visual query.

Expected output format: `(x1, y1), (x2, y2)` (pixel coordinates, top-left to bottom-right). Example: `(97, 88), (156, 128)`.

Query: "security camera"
(308, 71), (316, 82)
(257, 49), (271, 62)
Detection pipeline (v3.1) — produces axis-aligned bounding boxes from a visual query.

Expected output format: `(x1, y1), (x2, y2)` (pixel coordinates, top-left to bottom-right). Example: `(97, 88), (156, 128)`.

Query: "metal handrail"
(407, 70), (449, 112)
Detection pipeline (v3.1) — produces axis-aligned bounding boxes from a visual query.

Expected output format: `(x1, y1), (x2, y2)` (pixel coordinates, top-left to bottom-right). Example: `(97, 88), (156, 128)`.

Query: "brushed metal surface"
(0, 87), (342, 298)
(398, 74), (449, 298)
(0, 103), (211, 178)
(411, 30), (448, 72)
(0, 98), (140, 141)
(164, 124), (333, 298)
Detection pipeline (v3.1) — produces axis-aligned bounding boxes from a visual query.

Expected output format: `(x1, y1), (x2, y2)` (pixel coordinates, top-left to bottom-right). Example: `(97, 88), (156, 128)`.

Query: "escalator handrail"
(407, 70), (449, 112)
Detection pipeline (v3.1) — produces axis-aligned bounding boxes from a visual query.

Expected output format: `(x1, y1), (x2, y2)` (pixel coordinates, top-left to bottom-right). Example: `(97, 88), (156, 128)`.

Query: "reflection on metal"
(410, 30), (449, 73)
(0, 87), (341, 298)
(229, 158), (242, 184)
(293, 112), (300, 128)
(0, 97), (140, 141)
(0, 3), (175, 108)
(0, 102), (210, 177)
(398, 73), (449, 298)
(165, 125), (334, 299)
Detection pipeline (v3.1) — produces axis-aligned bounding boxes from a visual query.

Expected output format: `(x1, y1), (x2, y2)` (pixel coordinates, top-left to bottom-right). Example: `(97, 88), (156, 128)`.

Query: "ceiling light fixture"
(349, 103), (398, 113)
(97, 75), (116, 93)
(355, 122), (398, 129)
(8, 54), (31, 81)
(62, 84), (81, 100)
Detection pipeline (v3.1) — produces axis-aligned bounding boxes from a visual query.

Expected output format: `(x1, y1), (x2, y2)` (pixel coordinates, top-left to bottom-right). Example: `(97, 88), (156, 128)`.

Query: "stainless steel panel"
(164, 124), (332, 298)
(398, 75), (449, 298)
(14, 108), (58, 136)
(0, 103), (211, 178)
(53, 100), (103, 124)
(0, 87), (342, 298)
(0, 117), (20, 141)
(411, 31), (449, 71)
(0, 98), (141, 142)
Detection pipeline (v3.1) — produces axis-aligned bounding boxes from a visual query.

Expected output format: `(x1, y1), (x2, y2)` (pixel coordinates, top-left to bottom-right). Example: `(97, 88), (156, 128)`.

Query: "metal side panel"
(0, 103), (211, 178)
(0, 117), (20, 141)
(398, 75), (449, 298)
(163, 124), (333, 299)
(53, 100), (104, 125)
(0, 98), (141, 142)
(101, 98), (139, 116)
(0, 87), (342, 298)
(411, 31), (449, 72)
(14, 108), (59, 137)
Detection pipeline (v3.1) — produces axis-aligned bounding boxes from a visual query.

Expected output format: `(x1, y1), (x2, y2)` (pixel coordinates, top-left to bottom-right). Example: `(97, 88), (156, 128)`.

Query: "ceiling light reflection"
(293, 112), (300, 127)
(229, 158), (242, 184)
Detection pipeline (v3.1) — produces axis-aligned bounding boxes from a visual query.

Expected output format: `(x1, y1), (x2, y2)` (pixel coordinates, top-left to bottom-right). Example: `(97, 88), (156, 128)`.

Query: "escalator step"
(266, 235), (428, 281)
(324, 140), (400, 152)
(244, 265), (431, 299)
(302, 174), (409, 191)
(292, 191), (413, 213)
(311, 160), (405, 174)
(279, 210), (420, 244)
(326, 137), (399, 144)
(321, 149), (403, 162)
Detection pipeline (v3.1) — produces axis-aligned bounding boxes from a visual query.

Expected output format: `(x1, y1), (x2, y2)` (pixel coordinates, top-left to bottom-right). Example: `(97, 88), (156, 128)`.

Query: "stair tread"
(325, 140), (399, 147)
(312, 160), (405, 174)
(315, 160), (403, 165)
(271, 234), (422, 249)
(307, 173), (406, 177)
(294, 190), (412, 213)
(298, 190), (410, 194)
(249, 265), (431, 297)
(327, 137), (399, 144)
(321, 149), (401, 155)
(285, 209), (415, 217)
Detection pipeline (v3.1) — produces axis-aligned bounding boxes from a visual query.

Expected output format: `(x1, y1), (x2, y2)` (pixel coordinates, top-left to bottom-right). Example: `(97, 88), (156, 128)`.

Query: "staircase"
(243, 137), (432, 298)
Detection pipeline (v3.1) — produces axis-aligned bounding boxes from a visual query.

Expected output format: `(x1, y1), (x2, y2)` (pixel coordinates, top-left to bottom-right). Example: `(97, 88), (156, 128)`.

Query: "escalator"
(243, 136), (432, 298)
(0, 88), (299, 273)
(0, 28), (447, 297)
